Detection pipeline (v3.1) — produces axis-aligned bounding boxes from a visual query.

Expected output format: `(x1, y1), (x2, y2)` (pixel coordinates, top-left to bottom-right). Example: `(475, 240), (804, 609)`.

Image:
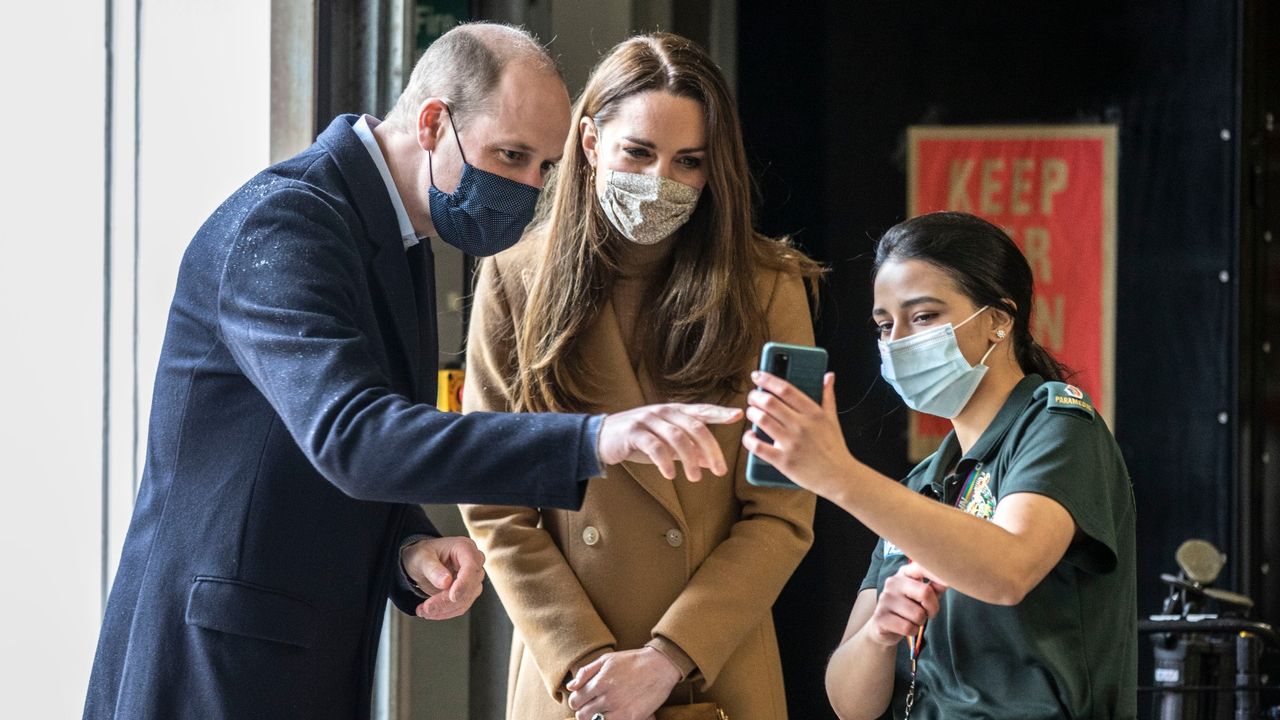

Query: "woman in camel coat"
(461, 33), (822, 720)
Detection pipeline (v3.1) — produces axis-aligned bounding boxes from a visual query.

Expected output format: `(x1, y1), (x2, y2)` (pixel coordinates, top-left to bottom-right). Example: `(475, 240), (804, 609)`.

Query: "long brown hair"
(512, 33), (822, 413)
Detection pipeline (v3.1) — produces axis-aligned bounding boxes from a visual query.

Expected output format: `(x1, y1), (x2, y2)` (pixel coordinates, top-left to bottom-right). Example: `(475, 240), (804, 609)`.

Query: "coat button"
(665, 529), (684, 548)
(582, 526), (600, 546)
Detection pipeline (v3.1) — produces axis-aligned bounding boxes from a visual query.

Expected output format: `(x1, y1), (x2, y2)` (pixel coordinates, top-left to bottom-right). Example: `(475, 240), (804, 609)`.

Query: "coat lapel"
(636, 351), (746, 532)
(581, 299), (687, 527)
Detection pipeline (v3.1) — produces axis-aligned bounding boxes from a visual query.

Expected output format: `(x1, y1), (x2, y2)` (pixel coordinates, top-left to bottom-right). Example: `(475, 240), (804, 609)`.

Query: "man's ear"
(416, 98), (450, 152)
(580, 116), (599, 168)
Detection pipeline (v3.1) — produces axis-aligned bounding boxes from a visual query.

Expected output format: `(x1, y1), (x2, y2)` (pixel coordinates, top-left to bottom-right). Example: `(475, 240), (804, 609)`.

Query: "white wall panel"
(0, 2), (107, 716)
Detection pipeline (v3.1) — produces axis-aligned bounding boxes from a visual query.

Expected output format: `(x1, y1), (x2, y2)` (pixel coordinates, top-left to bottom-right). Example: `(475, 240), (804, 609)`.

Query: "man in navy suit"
(85, 23), (739, 719)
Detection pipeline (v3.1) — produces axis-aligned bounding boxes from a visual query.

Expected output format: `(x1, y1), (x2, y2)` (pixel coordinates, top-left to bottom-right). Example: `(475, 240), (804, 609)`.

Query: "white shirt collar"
(352, 114), (420, 250)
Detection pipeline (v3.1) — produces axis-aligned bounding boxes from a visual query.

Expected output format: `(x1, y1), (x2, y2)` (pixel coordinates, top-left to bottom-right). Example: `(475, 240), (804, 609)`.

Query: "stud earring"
(996, 329), (1007, 339)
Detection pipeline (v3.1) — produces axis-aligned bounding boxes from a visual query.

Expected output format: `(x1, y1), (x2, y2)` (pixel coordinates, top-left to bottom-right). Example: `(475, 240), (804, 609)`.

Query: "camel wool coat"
(460, 239), (817, 720)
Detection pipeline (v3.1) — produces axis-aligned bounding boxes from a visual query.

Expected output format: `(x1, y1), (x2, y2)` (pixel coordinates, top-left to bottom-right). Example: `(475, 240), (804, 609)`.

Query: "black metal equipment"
(1139, 540), (1280, 720)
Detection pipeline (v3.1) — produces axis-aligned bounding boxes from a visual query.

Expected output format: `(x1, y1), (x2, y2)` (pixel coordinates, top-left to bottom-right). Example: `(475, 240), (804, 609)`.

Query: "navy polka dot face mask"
(427, 104), (541, 256)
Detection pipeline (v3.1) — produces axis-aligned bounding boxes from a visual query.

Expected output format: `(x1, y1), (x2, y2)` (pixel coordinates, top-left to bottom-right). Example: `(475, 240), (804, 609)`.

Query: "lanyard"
(904, 621), (925, 718)
(903, 572), (932, 718)
(952, 463), (983, 510)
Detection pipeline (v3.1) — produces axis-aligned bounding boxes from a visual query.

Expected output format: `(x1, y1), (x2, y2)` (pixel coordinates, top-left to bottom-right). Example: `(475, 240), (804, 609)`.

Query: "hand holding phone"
(745, 342), (829, 488)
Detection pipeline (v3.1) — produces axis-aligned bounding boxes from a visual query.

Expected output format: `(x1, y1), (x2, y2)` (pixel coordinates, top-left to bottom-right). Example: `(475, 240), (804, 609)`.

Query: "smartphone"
(745, 342), (829, 488)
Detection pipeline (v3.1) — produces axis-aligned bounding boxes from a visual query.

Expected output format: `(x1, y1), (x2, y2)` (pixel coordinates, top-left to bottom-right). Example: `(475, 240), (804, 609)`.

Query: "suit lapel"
(369, 241), (422, 399)
(582, 299), (687, 527)
(409, 243), (439, 403)
(320, 115), (422, 399)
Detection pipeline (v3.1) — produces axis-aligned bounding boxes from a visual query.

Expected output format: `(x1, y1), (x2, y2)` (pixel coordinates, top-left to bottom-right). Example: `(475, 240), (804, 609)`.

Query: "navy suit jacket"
(85, 116), (600, 719)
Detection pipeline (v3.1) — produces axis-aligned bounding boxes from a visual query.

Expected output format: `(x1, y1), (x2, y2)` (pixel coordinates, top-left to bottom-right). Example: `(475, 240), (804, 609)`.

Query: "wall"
(0, 3), (107, 716)
(0, 1), (272, 715)
(1240, 0), (1280, 649)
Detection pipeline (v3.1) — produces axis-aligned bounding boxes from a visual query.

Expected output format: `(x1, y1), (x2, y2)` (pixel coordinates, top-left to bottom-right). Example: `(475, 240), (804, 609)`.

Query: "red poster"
(906, 126), (1117, 461)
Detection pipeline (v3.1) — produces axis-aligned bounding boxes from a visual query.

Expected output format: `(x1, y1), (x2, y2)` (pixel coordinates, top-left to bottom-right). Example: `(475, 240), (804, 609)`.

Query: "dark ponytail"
(873, 211), (1072, 383)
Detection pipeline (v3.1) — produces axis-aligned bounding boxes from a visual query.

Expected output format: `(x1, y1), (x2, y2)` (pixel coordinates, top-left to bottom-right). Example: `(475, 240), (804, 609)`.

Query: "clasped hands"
(401, 544), (691, 717)
(566, 647), (684, 720)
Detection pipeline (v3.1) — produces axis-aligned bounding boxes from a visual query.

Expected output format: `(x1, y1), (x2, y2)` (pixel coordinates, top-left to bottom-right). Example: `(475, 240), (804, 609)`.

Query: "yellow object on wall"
(437, 369), (465, 412)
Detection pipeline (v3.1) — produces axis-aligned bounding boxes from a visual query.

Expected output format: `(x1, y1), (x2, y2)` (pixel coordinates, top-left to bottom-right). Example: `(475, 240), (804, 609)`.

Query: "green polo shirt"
(859, 374), (1137, 719)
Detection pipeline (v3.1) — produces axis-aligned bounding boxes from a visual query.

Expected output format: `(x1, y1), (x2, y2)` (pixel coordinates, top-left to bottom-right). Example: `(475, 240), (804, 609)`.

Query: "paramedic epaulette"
(1043, 381), (1096, 419)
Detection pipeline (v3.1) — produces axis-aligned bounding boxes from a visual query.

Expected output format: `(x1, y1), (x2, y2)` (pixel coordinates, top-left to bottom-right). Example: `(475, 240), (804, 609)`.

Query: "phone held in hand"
(745, 342), (829, 488)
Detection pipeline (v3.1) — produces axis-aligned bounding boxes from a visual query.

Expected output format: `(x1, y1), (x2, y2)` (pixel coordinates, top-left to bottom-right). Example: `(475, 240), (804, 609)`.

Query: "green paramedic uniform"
(860, 374), (1137, 719)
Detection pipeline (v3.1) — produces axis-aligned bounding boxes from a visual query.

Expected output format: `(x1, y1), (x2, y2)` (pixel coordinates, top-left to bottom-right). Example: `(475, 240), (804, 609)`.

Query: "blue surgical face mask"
(427, 105), (540, 256)
(879, 306), (1000, 419)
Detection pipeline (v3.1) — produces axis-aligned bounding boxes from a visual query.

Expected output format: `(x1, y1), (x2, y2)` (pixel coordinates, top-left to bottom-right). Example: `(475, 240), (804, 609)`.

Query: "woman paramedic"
(743, 211), (1137, 719)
